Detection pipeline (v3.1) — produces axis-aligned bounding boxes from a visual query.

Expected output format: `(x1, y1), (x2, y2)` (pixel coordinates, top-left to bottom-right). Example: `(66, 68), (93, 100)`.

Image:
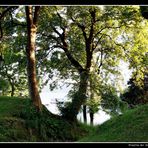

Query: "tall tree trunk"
(10, 82), (15, 97)
(25, 6), (42, 112)
(6, 74), (15, 97)
(63, 70), (89, 121)
(89, 77), (94, 125)
(90, 111), (94, 125)
(83, 105), (87, 123)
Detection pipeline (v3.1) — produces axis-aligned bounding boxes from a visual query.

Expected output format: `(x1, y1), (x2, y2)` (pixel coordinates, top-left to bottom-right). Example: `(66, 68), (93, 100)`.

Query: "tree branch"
(0, 6), (18, 39)
(0, 22), (3, 39)
(9, 11), (26, 27)
(0, 6), (17, 20)
(41, 32), (61, 44)
(51, 25), (62, 38)
(71, 16), (88, 42)
(97, 49), (103, 74)
(88, 9), (96, 43)
(53, 45), (84, 73)
(33, 6), (40, 26)
(94, 25), (125, 40)
(55, 9), (66, 31)
(92, 34), (104, 52)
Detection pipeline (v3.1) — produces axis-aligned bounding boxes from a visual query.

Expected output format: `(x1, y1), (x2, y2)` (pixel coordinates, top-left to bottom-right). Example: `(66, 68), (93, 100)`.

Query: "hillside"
(0, 96), (147, 142)
(79, 104), (148, 142)
(0, 96), (93, 142)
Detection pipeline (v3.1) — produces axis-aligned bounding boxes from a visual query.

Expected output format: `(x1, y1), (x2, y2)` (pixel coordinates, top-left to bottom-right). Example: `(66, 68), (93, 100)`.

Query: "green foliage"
(0, 78), (9, 93)
(86, 97), (101, 114)
(99, 84), (126, 115)
(56, 99), (71, 115)
(2, 5), (147, 119)
(140, 6), (148, 19)
(36, 6), (148, 119)
(0, 6), (29, 97)
(121, 78), (146, 107)
(0, 6), (148, 140)
(19, 98), (91, 141)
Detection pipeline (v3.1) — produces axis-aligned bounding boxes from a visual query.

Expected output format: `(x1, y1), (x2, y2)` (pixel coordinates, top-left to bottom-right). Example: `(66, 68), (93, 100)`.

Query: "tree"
(121, 44), (148, 107)
(0, 6), (29, 96)
(25, 6), (42, 111)
(0, 6), (43, 110)
(0, 6), (18, 40)
(0, 43), (28, 97)
(140, 6), (148, 19)
(121, 78), (146, 108)
(0, 5), (147, 123)
(0, 6), (29, 97)
(125, 6), (148, 106)
(0, 77), (9, 95)
(36, 6), (147, 121)
(139, 6), (148, 104)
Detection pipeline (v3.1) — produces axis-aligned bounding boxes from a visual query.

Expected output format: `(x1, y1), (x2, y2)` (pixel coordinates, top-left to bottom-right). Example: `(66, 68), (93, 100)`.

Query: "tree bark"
(89, 76), (94, 125)
(25, 6), (42, 112)
(10, 82), (15, 97)
(6, 75), (15, 97)
(90, 111), (94, 125)
(83, 105), (87, 123)
(5, 69), (15, 97)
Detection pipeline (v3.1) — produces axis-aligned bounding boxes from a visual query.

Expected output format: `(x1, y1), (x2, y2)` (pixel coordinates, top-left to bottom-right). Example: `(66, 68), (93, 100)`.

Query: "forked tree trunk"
(25, 6), (42, 112)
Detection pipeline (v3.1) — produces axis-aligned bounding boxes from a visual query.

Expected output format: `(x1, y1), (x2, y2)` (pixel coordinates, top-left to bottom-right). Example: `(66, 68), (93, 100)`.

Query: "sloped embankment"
(0, 96), (92, 142)
(79, 104), (148, 142)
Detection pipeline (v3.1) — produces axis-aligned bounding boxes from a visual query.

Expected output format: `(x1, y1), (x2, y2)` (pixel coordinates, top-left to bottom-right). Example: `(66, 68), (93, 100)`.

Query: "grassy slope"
(79, 104), (148, 142)
(0, 96), (93, 142)
(0, 96), (147, 142)
(0, 96), (30, 141)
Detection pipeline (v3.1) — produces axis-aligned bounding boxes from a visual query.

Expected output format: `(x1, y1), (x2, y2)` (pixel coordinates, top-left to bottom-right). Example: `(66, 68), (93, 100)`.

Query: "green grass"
(0, 96), (147, 142)
(0, 96), (27, 118)
(0, 96), (31, 141)
(79, 104), (148, 142)
(0, 96), (93, 142)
